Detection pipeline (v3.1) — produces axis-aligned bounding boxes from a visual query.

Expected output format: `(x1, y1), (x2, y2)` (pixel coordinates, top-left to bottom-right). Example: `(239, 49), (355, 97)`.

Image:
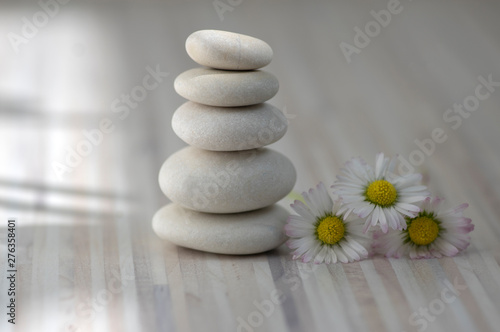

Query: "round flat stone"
(172, 102), (288, 151)
(174, 68), (279, 107)
(186, 30), (273, 70)
(152, 203), (289, 255)
(159, 147), (296, 213)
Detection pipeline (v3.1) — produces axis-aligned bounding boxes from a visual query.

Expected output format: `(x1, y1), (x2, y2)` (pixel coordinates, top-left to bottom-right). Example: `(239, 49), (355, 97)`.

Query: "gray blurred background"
(1, 1), (500, 331)
(1, 0), (499, 186)
(0, 0), (499, 230)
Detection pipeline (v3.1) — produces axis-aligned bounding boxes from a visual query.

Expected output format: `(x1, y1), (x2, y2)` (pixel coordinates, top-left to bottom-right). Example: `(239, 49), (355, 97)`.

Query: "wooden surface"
(1, 0), (500, 331)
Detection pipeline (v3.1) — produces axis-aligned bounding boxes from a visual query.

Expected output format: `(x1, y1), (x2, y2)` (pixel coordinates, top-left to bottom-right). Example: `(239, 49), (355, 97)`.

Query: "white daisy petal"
(394, 204), (418, 218)
(317, 182), (333, 213)
(291, 200), (317, 222)
(378, 208), (389, 233)
(394, 173), (422, 186)
(394, 245), (407, 258)
(285, 183), (370, 264)
(334, 247), (349, 263)
(314, 246), (329, 264)
(287, 236), (316, 251)
(377, 230), (404, 257)
(409, 246), (419, 259)
(344, 236), (369, 257)
(440, 203), (469, 217)
(362, 218), (372, 234)
(385, 207), (398, 230)
(398, 185), (428, 193)
(302, 242), (323, 263)
(395, 202), (421, 212)
(338, 204), (351, 215)
(285, 224), (313, 237)
(326, 247), (338, 264)
(302, 190), (321, 216)
(430, 197), (443, 210)
(387, 155), (397, 173)
(357, 204), (375, 218)
(375, 153), (385, 178)
(434, 240), (459, 257)
(333, 153), (428, 232)
(339, 241), (361, 261)
(287, 215), (315, 227)
(442, 233), (471, 251)
(315, 189), (329, 215)
(371, 206), (381, 227)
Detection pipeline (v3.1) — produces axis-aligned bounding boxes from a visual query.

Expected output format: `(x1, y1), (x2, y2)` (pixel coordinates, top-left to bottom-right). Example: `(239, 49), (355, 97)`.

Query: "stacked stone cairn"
(152, 30), (297, 254)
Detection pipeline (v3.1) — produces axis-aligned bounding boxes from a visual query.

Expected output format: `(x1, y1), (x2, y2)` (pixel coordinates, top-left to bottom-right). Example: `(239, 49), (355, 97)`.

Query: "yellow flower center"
(407, 216), (440, 246)
(316, 216), (345, 245)
(365, 180), (397, 207)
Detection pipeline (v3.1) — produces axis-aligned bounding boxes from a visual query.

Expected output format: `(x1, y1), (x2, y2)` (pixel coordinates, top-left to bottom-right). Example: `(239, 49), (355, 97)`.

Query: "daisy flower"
(332, 153), (429, 233)
(285, 182), (370, 264)
(373, 197), (474, 259)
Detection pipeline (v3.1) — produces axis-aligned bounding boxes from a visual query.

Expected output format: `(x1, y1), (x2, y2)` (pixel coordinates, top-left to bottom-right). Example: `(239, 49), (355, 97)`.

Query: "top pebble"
(186, 30), (273, 70)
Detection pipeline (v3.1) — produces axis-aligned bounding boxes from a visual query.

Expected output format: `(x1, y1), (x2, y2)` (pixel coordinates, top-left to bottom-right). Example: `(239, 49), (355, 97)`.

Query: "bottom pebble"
(152, 203), (289, 255)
